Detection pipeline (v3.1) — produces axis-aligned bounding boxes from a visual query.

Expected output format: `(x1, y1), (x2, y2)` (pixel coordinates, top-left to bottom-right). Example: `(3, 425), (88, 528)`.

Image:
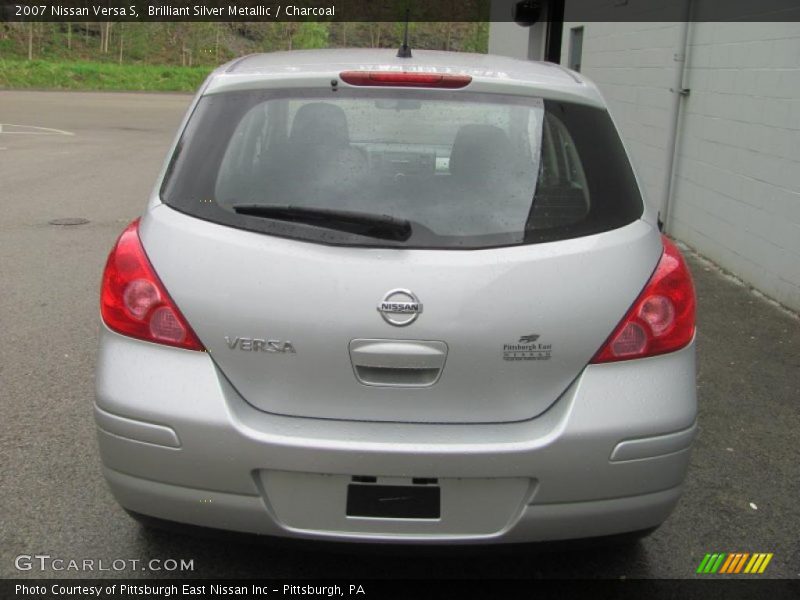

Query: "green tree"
(293, 23), (330, 50)
(461, 22), (489, 53)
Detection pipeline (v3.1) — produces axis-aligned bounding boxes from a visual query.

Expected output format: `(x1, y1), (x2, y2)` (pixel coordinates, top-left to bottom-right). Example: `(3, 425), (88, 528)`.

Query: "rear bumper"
(104, 467), (683, 544)
(95, 326), (697, 543)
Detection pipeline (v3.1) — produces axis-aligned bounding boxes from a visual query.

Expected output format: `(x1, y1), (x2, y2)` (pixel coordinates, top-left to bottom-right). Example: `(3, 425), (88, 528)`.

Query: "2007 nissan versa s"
(95, 49), (697, 544)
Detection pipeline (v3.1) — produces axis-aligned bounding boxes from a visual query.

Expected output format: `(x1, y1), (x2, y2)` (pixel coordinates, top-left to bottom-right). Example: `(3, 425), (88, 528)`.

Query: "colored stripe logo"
(696, 552), (773, 574)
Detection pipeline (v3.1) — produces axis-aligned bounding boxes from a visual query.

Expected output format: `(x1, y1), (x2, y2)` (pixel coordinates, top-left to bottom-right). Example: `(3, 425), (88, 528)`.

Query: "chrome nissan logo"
(377, 289), (423, 327)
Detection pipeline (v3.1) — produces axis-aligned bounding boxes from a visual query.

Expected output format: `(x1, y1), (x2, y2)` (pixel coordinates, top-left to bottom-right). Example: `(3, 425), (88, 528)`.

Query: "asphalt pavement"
(1, 91), (798, 579)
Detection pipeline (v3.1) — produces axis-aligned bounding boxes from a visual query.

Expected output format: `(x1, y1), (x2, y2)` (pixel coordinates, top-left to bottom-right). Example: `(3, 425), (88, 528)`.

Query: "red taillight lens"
(591, 236), (695, 363)
(339, 71), (472, 88)
(100, 219), (204, 351)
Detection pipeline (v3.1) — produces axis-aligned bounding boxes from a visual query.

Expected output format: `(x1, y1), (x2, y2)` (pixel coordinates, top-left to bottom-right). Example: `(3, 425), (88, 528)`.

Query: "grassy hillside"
(0, 22), (488, 91)
(0, 22), (489, 66)
(0, 59), (211, 91)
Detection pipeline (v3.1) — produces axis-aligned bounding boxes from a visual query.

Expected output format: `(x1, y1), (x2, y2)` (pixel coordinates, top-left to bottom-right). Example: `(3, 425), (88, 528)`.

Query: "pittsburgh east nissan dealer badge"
(503, 334), (553, 361)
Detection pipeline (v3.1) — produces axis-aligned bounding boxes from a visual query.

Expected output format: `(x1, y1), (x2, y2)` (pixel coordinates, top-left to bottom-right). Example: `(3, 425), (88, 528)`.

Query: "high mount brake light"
(100, 219), (204, 351)
(591, 236), (695, 363)
(339, 71), (472, 89)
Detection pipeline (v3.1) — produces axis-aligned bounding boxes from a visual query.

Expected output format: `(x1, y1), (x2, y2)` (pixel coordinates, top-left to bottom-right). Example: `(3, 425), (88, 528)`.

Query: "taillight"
(339, 71), (472, 88)
(591, 236), (695, 363)
(100, 219), (204, 351)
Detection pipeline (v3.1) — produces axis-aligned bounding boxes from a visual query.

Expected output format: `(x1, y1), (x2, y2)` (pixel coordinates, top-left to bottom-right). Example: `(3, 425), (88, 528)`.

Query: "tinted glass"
(161, 89), (643, 249)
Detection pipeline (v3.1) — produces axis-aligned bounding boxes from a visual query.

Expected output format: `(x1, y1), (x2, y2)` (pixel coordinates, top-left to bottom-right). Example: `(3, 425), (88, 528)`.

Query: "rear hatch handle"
(349, 339), (448, 388)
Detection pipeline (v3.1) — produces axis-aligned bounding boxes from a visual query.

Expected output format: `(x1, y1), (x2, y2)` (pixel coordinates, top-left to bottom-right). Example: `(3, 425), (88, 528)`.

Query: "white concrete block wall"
(557, 20), (800, 311)
(670, 22), (800, 310)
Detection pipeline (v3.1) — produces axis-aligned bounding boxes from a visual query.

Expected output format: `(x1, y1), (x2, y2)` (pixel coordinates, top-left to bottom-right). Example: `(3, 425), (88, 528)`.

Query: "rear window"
(161, 88), (642, 249)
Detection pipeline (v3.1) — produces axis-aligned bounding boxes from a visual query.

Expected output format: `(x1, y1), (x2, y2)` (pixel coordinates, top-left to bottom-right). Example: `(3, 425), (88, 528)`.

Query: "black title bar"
(2, 0), (800, 23)
(5, 579), (800, 600)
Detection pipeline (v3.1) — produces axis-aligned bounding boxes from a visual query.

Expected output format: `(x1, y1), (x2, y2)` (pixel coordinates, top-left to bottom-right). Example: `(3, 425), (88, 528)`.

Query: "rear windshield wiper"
(231, 204), (412, 242)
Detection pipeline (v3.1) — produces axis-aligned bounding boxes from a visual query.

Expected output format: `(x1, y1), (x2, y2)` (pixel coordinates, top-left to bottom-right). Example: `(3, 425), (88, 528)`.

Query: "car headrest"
(449, 124), (514, 186)
(289, 102), (350, 147)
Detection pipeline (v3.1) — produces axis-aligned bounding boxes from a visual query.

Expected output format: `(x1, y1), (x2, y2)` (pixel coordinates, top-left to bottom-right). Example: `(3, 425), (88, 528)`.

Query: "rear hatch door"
(141, 210), (660, 423)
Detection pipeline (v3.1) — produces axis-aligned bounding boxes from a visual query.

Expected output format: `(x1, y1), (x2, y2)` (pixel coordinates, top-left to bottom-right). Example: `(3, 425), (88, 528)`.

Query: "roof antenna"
(397, 9), (412, 58)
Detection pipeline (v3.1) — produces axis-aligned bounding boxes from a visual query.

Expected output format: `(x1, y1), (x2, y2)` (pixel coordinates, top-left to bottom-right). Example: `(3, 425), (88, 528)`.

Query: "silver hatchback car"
(95, 49), (697, 544)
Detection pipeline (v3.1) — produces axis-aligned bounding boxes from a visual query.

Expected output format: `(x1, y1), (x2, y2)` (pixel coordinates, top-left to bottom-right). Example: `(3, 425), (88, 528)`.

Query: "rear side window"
(161, 89), (642, 249)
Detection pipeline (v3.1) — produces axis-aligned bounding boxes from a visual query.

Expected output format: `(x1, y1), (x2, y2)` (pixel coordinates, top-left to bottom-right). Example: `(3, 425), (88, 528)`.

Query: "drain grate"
(49, 218), (89, 226)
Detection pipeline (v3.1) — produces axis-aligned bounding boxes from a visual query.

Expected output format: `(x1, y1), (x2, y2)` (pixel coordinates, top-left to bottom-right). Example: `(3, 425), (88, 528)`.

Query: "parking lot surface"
(1, 91), (798, 579)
